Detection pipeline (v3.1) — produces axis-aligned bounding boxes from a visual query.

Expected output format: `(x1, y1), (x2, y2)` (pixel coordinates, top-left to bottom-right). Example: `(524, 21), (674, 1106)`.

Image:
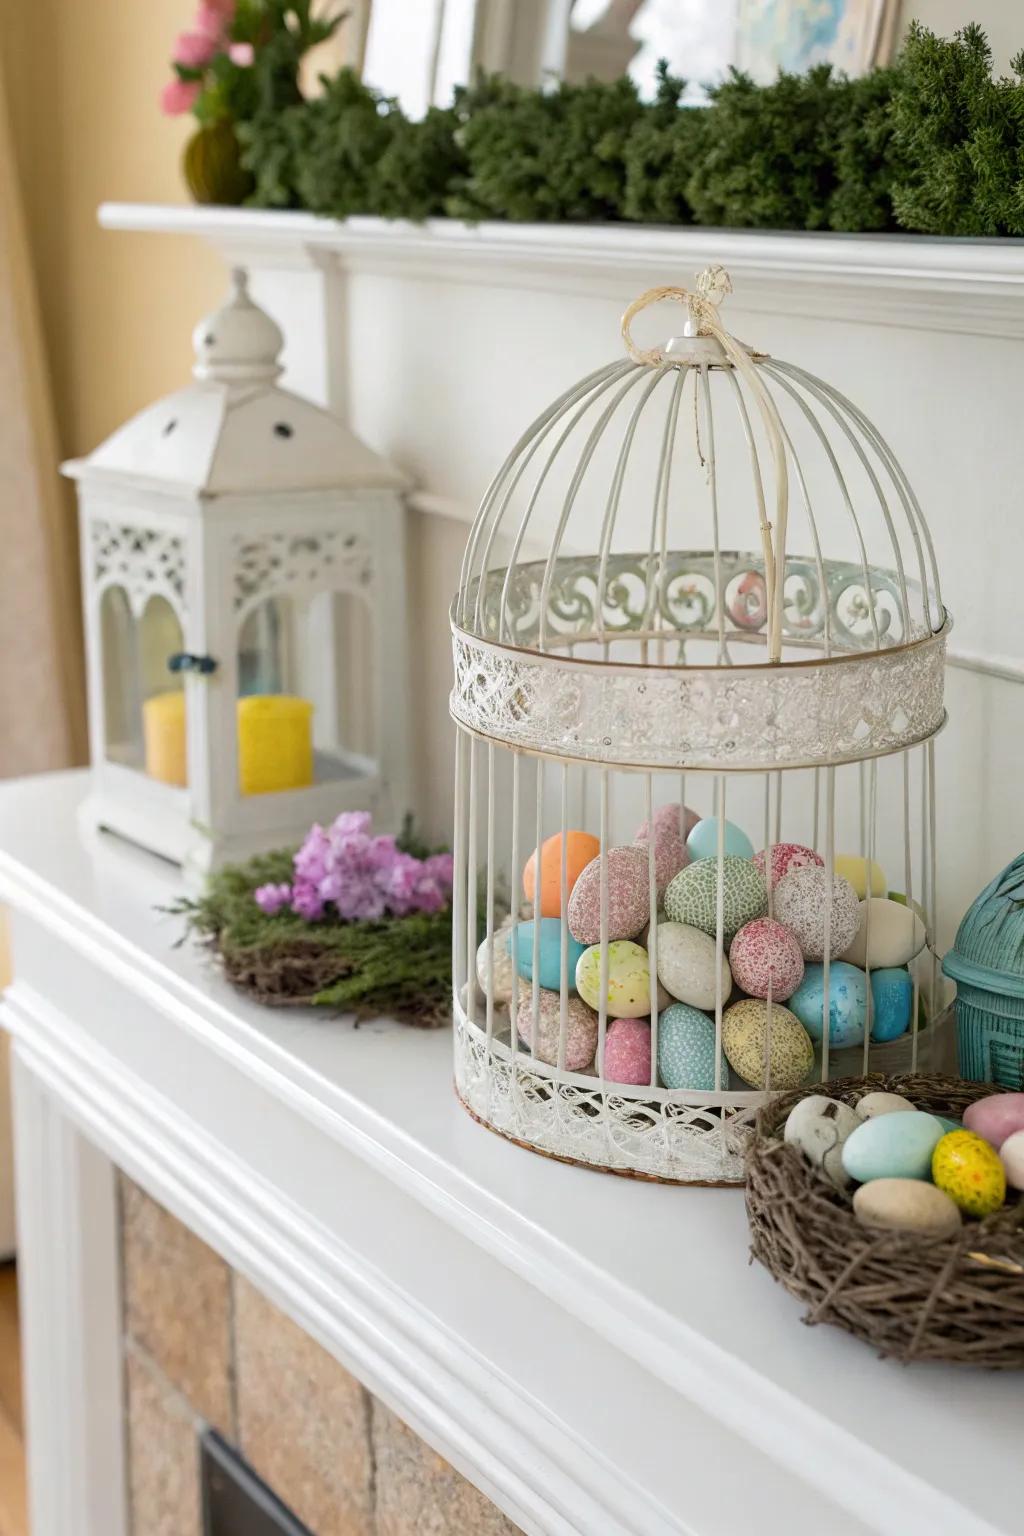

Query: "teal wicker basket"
(943, 855), (1024, 1088)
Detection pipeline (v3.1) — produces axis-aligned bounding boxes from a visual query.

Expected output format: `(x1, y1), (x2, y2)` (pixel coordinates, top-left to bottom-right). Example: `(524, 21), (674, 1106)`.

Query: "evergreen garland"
(235, 25), (1024, 238)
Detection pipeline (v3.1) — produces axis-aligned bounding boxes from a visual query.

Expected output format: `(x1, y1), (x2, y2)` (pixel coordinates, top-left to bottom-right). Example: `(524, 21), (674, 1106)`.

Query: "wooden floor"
(0, 1266), (26, 1536)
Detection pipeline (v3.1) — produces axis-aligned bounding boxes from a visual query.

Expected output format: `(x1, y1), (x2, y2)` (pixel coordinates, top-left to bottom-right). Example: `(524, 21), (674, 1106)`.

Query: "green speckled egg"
(663, 856), (767, 940)
(932, 1130), (1006, 1217)
(575, 940), (651, 1019)
(721, 999), (813, 1090)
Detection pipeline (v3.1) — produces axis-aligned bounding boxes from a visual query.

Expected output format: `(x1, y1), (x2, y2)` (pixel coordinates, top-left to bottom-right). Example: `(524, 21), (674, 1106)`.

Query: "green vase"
(183, 120), (254, 207)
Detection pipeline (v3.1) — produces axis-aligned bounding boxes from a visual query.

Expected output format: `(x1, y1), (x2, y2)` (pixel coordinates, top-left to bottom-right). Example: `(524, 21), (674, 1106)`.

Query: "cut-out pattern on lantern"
(450, 270), (952, 1185)
(66, 268), (410, 876)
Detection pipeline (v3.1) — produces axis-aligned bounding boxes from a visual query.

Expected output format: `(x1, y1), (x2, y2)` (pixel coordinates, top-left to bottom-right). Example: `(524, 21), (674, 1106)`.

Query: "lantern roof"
(63, 269), (407, 497)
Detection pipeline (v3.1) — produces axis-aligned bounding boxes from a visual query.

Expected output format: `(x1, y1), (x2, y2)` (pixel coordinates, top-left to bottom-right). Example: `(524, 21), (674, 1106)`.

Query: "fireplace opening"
(200, 1430), (313, 1536)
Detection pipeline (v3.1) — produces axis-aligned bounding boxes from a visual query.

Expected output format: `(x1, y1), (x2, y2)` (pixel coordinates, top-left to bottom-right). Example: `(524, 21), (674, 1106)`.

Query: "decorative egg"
(932, 1130), (1006, 1217)
(784, 1094), (860, 1188)
(657, 1003), (727, 1091)
(772, 868), (859, 961)
(509, 919), (586, 993)
(475, 926), (516, 1003)
(515, 989), (597, 1071)
(841, 897), (926, 970)
(686, 816), (755, 863)
(721, 999), (813, 1090)
(575, 940), (652, 1018)
(754, 842), (823, 890)
(963, 1092), (1024, 1150)
(729, 918), (804, 1001)
(869, 967), (913, 1042)
(663, 856), (767, 940)
(855, 1090), (916, 1119)
(568, 845), (650, 945)
(853, 1179), (962, 1238)
(523, 830), (600, 918)
(999, 1128), (1024, 1191)
(934, 1116), (962, 1135)
(788, 961), (867, 1047)
(634, 803), (698, 896)
(834, 854), (887, 899)
(654, 921), (731, 1010)
(842, 1110), (945, 1183)
(603, 1018), (653, 1086)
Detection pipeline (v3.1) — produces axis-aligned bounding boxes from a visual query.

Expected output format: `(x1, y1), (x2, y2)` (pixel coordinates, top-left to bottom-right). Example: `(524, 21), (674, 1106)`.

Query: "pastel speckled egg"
(516, 989), (597, 1071)
(686, 816), (755, 863)
(655, 921), (731, 1010)
(603, 1018), (653, 1085)
(509, 919), (586, 993)
(657, 1003), (727, 1091)
(754, 842), (823, 891)
(789, 961), (867, 1048)
(475, 926), (515, 1003)
(842, 1111), (945, 1183)
(999, 1128), (1024, 1191)
(932, 1130), (1006, 1216)
(773, 868), (860, 961)
(869, 967), (913, 1042)
(784, 1094), (860, 1188)
(575, 940), (651, 1018)
(853, 1179), (962, 1238)
(729, 918), (804, 1002)
(568, 846), (650, 945)
(841, 897), (926, 970)
(663, 856), (767, 940)
(834, 854), (887, 899)
(523, 831), (600, 918)
(634, 803), (698, 896)
(964, 1093), (1024, 1150)
(721, 999), (813, 1090)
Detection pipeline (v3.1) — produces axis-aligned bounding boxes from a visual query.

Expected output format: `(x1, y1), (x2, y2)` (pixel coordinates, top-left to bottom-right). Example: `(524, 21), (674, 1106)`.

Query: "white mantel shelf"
(0, 770), (1019, 1536)
(99, 201), (1024, 338)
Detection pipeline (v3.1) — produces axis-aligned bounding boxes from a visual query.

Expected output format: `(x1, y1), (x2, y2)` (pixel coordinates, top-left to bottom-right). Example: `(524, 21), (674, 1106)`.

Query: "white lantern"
(65, 269), (410, 877)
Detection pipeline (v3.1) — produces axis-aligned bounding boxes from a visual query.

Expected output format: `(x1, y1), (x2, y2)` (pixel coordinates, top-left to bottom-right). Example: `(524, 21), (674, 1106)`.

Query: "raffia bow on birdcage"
(620, 267), (788, 665)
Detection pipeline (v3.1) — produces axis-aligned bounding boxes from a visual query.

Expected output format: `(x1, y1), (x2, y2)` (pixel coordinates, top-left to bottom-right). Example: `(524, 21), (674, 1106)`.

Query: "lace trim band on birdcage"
(453, 1006), (759, 1182)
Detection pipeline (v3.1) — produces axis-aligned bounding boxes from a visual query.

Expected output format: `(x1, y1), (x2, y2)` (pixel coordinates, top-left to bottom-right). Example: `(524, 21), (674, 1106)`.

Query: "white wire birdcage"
(449, 269), (951, 1185)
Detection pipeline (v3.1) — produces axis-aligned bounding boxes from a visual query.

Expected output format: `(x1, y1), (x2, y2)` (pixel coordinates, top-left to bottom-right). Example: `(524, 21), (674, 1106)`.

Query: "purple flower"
(254, 881), (292, 916)
(275, 811), (452, 924)
(294, 823), (331, 887)
(290, 879), (326, 922)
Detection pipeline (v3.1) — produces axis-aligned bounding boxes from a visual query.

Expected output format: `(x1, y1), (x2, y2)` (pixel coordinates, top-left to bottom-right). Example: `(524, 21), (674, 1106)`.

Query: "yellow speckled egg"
(722, 999), (813, 1090)
(931, 1130), (1006, 1217)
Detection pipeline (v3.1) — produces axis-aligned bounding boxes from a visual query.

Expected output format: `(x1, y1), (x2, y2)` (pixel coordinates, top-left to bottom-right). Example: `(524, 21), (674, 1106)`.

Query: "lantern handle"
(168, 652), (218, 676)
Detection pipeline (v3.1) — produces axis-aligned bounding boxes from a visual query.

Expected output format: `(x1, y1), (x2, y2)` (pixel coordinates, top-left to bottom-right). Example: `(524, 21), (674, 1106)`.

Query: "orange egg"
(523, 831), (600, 918)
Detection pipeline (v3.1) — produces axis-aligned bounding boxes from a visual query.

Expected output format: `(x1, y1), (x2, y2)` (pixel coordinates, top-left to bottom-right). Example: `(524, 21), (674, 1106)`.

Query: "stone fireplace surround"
(120, 1176), (517, 1536)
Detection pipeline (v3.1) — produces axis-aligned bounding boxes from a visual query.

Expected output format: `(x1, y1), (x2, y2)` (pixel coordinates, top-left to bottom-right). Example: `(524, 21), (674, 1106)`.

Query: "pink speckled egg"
(634, 803), (699, 896)
(729, 918), (805, 1001)
(602, 1018), (653, 1086)
(568, 845), (651, 945)
(516, 989), (597, 1071)
(754, 842), (824, 891)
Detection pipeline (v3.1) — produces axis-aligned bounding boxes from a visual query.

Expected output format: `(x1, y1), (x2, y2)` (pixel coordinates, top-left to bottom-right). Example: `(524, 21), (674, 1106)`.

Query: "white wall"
(904, 1), (1021, 63)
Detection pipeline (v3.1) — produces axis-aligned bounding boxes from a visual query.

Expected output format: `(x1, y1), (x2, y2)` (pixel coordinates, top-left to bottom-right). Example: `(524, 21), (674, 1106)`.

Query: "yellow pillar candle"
(238, 694), (314, 796)
(142, 690), (187, 787)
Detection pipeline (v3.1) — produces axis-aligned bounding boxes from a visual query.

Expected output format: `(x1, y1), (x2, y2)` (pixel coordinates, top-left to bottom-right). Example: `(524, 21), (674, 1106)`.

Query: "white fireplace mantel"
(0, 769), (1019, 1536)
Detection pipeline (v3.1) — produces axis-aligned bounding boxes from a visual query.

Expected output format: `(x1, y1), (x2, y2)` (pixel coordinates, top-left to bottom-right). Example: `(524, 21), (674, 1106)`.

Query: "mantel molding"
(99, 202), (1024, 339)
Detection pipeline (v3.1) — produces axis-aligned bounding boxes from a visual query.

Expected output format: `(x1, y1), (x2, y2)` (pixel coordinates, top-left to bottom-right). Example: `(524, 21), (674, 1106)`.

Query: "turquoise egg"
(842, 1110), (945, 1183)
(508, 919), (586, 993)
(657, 1003), (728, 1091)
(789, 961), (867, 1047)
(934, 1115), (962, 1135)
(869, 966), (913, 1042)
(686, 817), (755, 863)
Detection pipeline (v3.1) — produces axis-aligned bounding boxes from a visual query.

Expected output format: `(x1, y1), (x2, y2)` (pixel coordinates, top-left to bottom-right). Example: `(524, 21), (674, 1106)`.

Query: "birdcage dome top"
(450, 269), (950, 773)
(64, 269), (407, 499)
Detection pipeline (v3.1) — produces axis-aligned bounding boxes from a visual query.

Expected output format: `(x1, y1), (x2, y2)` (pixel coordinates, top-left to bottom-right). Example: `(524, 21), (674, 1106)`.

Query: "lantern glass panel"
(101, 587), (186, 787)
(235, 590), (376, 797)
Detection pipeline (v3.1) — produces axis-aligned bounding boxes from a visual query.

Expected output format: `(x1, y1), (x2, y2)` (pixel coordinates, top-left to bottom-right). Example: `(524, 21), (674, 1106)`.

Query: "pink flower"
(194, 0), (235, 38)
(228, 41), (255, 66)
(291, 880), (326, 922)
(160, 77), (201, 115)
(254, 882), (292, 916)
(173, 29), (218, 67)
